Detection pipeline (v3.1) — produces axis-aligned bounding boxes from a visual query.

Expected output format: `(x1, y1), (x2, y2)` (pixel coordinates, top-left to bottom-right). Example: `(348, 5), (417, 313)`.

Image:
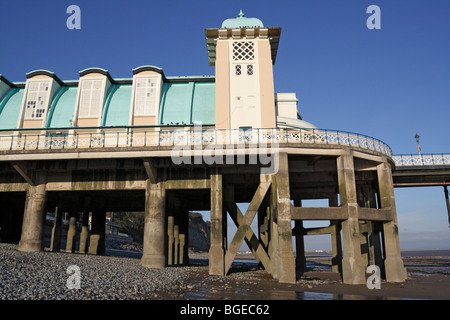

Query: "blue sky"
(0, 0), (449, 251)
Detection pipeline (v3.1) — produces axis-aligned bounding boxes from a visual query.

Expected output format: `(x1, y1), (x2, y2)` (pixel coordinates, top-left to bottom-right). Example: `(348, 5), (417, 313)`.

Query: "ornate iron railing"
(392, 154), (450, 167)
(0, 126), (393, 157)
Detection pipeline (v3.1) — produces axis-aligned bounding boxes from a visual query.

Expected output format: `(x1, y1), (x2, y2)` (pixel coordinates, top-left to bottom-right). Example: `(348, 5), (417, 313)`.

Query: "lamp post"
(415, 133), (421, 155)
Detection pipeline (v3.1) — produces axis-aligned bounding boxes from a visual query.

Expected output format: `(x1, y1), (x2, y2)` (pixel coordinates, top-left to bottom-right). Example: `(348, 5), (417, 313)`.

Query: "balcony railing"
(0, 126), (393, 157)
(392, 154), (450, 167)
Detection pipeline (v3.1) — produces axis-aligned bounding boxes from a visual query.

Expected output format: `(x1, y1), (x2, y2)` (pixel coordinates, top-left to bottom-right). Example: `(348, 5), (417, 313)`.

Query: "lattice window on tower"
(235, 65), (241, 75)
(247, 64), (253, 75)
(232, 41), (255, 61)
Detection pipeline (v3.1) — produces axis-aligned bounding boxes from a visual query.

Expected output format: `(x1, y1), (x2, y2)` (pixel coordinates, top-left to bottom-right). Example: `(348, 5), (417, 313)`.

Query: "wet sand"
(157, 251), (450, 300)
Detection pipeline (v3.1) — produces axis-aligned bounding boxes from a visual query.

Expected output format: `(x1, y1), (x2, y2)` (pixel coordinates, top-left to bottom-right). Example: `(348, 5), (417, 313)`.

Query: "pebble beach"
(0, 242), (449, 301)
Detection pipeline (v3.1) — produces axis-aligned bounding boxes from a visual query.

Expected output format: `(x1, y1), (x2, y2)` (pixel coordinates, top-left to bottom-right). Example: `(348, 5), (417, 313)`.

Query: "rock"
(188, 212), (210, 252)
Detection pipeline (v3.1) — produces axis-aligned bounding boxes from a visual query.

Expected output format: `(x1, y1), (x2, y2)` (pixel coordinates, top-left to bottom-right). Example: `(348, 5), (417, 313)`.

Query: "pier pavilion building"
(0, 12), (405, 284)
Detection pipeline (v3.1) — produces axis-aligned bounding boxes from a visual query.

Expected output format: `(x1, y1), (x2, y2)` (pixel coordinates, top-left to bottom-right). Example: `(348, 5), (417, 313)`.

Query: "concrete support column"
(293, 200), (306, 276)
(167, 215), (174, 265)
(269, 176), (279, 280)
(329, 194), (342, 274)
(141, 180), (167, 268)
(377, 161), (406, 283)
(209, 169), (225, 276)
(365, 186), (384, 273)
(275, 153), (296, 284)
(18, 171), (47, 252)
(88, 211), (106, 255)
(359, 222), (369, 266)
(179, 233), (186, 265)
(174, 225), (180, 265)
(78, 212), (90, 254)
(444, 186), (450, 226)
(50, 207), (62, 252)
(337, 151), (365, 284)
(66, 211), (77, 253)
(178, 203), (189, 265)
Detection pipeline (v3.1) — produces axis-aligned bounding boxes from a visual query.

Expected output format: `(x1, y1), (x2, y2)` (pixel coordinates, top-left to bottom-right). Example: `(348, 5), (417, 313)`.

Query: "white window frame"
(24, 80), (50, 120)
(133, 76), (160, 116)
(77, 78), (105, 118)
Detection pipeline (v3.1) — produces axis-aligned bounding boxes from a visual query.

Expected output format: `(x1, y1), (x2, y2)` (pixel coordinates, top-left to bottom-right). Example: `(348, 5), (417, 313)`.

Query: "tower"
(205, 11), (281, 130)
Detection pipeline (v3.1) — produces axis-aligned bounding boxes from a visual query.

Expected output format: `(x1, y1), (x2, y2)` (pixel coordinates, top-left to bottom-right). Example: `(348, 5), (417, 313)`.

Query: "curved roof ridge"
(26, 69), (64, 86)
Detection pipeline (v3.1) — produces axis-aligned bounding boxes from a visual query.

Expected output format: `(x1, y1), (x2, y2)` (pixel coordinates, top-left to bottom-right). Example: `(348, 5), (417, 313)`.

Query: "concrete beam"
(143, 158), (158, 184)
(224, 175), (271, 274)
(291, 206), (347, 220)
(11, 162), (35, 186)
(225, 199), (272, 274)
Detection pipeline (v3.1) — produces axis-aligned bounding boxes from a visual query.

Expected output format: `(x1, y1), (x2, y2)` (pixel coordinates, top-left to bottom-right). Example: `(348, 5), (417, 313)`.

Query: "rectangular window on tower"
(24, 81), (50, 120)
(134, 77), (159, 116)
(78, 79), (104, 117)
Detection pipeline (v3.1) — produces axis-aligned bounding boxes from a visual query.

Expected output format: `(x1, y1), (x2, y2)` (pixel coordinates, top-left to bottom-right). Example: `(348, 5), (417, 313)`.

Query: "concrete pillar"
(50, 207), (62, 252)
(377, 161), (406, 283)
(78, 212), (90, 254)
(174, 225), (180, 265)
(181, 205), (189, 265)
(365, 186), (384, 273)
(293, 200), (306, 276)
(269, 178), (279, 280)
(88, 211), (106, 255)
(337, 151), (365, 284)
(167, 215), (174, 265)
(275, 153), (296, 284)
(18, 171), (47, 252)
(65, 211), (77, 253)
(329, 194), (342, 273)
(209, 169), (225, 275)
(179, 233), (185, 265)
(444, 186), (450, 226)
(141, 180), (167, 268)
(359, 222), (369, 266)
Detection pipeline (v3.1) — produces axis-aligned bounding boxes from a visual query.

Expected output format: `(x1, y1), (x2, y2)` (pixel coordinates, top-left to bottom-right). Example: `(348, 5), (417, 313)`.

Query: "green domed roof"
(221, 10), (264, 28)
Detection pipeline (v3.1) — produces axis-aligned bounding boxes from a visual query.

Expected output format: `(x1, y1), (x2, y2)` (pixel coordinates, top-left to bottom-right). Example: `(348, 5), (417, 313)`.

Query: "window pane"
(78, 79), (103, 117)
(134, 77), (159, 116)
(24, 81), (50, 120)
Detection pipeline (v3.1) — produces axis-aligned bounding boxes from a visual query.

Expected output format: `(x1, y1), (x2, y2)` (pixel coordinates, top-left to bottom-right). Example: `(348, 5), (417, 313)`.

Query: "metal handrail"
(0, 127), (393, 157)
(392, 153), (450, 167)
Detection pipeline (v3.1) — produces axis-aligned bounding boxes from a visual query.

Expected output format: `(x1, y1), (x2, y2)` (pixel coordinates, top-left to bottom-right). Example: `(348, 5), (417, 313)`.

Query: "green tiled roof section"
(46, 86), (78, 128)
(191, 82), (215, 124)
(103, 84), (132, 126)
(0, 88), (24, 130)
(159, 82), (215, 125)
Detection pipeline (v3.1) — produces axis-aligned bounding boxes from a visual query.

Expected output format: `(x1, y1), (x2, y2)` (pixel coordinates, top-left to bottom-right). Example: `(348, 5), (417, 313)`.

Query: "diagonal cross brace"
(226, 201), (272, 274)
(224, 178), (271, 274)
